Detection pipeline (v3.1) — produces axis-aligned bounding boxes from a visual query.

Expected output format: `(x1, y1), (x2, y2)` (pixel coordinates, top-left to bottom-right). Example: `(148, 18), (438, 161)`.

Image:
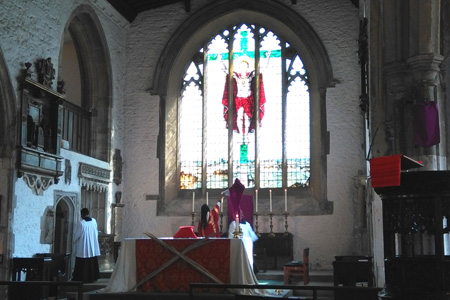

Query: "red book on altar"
(173, 226), (197, 238)
(370, 154), (423, 188)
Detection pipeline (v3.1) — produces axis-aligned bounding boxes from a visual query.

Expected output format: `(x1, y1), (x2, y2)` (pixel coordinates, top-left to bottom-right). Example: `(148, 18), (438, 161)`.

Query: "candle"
(235, 213), (241, 234)
(206, 192), (208, 206)
(285, 189), (287, 212)
(192, 192), (195, 212)
(255, 189), (258, 213)
(269, 190), (272, 212)
(220, 196), (223, 212)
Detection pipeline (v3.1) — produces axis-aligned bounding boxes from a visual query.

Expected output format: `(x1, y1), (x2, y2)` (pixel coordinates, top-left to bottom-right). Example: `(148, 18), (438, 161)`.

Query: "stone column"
(379, 0), (445, 169)
(382, 62), (409, 155)
(407, 54), (445, 169)
(406, 0), (445, 169)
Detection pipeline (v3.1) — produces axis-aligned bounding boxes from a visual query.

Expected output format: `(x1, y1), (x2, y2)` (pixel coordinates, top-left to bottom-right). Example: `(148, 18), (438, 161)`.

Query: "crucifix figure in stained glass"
(222, 56), (266, 147)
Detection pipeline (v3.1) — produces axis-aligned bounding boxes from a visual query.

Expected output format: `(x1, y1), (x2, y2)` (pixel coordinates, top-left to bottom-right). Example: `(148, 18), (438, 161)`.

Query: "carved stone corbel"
(22, 173), (54, 196)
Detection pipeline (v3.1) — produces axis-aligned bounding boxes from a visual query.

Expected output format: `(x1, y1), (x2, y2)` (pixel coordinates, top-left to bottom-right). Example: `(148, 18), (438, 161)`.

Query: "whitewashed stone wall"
(121, 0), (367, 272)
(0, 0), (381, 277)
(12, 149), (111, 257)
(0, 0), (127, 258)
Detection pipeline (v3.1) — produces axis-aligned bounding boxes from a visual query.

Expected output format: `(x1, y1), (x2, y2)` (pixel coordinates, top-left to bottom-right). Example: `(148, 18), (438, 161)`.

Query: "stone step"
(256, 269), (334, 284)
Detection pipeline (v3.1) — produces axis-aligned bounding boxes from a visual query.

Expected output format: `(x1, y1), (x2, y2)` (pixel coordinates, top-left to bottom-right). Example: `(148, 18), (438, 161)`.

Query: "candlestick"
(284, 189), (287, 212)
(192, 192), (195, 212)
(283, 212), (290, 236)
(269, 190), (272, 212)
(206, 192), (208, 206)
(255, 189), (258, 213)
(254, 213), (261, 237)
(268, 212), (275, 237)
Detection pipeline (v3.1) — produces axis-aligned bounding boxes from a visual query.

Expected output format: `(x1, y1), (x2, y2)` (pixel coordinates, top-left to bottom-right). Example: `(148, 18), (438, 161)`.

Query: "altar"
(102, 237), (263, 295)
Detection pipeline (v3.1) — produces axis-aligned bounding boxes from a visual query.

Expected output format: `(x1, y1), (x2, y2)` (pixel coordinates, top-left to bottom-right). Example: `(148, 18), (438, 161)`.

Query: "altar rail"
(0, 280), (84, 300)
(189, 283), (383, 300)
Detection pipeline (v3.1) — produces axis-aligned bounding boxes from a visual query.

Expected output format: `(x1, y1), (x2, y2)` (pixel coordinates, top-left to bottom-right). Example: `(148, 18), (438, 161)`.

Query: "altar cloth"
(103, 237), (263, 295)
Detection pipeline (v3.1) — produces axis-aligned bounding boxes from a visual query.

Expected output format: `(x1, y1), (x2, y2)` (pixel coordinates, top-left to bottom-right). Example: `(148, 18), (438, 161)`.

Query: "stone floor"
(61, 269), (337, 300)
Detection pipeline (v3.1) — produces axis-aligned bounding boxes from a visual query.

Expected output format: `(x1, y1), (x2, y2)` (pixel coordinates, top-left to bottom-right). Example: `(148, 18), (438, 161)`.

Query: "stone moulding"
(78, 162), (111, 192)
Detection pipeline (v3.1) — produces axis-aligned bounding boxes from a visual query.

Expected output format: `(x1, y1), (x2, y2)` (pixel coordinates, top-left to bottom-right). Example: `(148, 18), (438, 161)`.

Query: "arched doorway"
(54, 199), (71, 255)
(53, 192), (77, 278)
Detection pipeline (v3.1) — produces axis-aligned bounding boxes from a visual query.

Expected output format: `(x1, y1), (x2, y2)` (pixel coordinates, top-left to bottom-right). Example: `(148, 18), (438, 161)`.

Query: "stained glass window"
(180, 24), (310, 190)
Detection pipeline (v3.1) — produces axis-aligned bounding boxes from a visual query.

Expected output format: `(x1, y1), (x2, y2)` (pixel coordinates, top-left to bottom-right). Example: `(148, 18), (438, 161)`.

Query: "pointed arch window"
(180, 24), (310, 190)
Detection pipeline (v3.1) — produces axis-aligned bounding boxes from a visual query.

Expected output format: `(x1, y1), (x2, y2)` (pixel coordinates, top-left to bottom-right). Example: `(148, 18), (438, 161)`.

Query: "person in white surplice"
(72, 208), (101, 283)
(228, 216), (258, 270)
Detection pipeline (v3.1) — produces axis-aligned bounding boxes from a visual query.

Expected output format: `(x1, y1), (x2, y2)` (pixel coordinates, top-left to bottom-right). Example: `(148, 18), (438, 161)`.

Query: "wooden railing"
(0, 280), (83, 300)
(60, 99), (91, 155)
(189, 283), (383, 300)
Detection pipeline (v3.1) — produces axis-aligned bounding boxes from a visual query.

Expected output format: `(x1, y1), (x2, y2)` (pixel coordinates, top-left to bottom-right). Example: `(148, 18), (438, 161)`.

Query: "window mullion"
(227, 28), (235, 188)
(281, 41), (288, 188)
(202, 48), (208, 192)
(254, 26), (261, 190)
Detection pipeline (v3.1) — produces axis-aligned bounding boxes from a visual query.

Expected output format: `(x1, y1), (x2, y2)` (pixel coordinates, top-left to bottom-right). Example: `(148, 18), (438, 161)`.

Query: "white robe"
(73, 218), (101, 258)
(228, 221), (258, 268)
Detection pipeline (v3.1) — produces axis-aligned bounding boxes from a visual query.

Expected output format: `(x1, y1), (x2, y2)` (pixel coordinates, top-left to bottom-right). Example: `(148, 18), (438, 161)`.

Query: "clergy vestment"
(197, 202), (221, 237)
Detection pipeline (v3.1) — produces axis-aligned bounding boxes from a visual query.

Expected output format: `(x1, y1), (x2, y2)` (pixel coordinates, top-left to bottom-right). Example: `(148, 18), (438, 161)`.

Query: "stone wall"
(0, 0), (375, 277)
(121, 0), (366, 271)
(0, 0), (127, 263)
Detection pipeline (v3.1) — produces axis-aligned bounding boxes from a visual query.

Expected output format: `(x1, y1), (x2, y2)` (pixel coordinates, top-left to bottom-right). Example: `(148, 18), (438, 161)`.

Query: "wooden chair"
(283, 248), (309, 285)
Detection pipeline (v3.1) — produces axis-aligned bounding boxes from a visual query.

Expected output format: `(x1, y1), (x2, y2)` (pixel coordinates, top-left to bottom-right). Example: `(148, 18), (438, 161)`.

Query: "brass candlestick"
(233, 223), (242, 238)
(254, 213), (261, 237)
(268, 212), (275, 237)
(283, 212), (289, 236)
(220, 212), (224, 233)
(191, 212), (195, 226)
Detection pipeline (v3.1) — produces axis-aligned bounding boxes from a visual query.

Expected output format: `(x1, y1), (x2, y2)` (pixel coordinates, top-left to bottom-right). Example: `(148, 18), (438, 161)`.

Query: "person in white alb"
(228, 214), (259, 270)
(72, 208), (101, 283)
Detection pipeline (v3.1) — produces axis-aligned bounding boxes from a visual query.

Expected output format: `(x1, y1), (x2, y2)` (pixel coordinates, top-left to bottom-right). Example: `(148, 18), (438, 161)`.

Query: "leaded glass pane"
(179, 23), (310, 191)
(180, 66), (202, 189)
(259, 30), (282, 188)
(286, 56), (310, 187)
(206, 35), (229, 189)
(231, 24), (256, 188)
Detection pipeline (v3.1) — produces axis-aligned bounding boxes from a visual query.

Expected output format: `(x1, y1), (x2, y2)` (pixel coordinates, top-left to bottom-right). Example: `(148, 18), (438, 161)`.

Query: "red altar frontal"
(102, 237), (261, 295)
(136, 238), (230, 292)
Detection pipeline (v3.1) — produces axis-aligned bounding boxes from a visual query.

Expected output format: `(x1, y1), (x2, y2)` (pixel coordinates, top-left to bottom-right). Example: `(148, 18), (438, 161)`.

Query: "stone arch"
(61, 5), (112, 161)
(0, 48), (16, 158)
(153, 0), (334, 213)
(152, 0), (334, 95)
(0, 48), (16, 281)
(54, 191), (77, 272)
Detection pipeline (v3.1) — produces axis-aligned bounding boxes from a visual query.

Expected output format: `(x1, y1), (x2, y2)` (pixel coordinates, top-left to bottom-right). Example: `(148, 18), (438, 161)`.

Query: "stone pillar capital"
(407, 53), (444, 84)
